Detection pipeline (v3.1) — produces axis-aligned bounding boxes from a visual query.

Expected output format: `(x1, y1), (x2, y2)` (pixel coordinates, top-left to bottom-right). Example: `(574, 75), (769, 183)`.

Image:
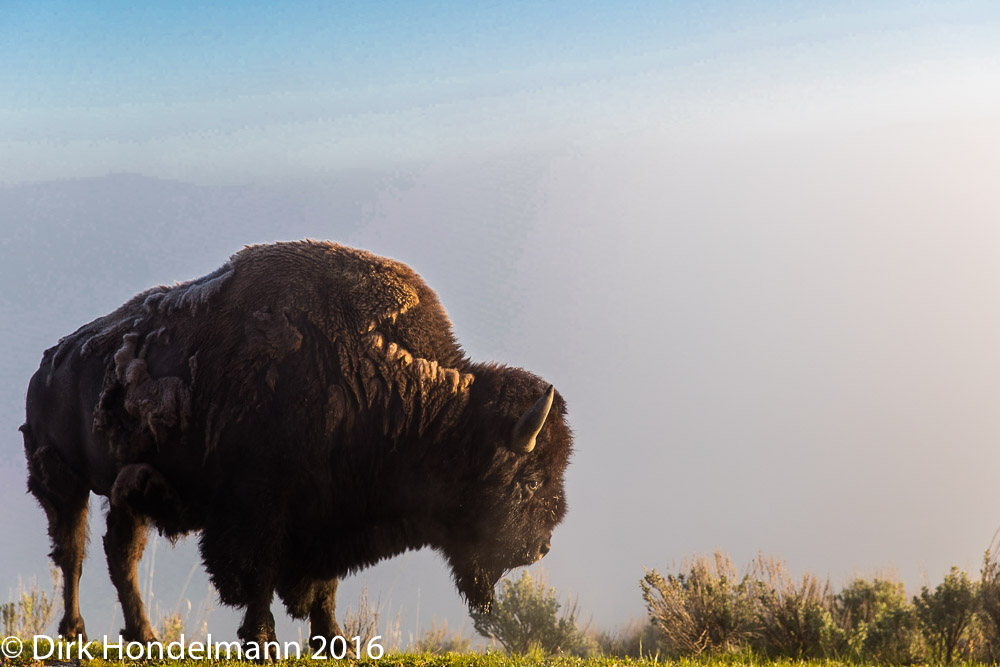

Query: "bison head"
(436, 369), (573, 613)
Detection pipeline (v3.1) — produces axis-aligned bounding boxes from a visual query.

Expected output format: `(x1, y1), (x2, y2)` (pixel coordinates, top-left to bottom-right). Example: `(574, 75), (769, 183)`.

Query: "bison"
(22, 240), (572, 647)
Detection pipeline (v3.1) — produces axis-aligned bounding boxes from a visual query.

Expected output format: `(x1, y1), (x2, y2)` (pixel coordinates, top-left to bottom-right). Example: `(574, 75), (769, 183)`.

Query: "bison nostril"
(539, 541), (551, 557)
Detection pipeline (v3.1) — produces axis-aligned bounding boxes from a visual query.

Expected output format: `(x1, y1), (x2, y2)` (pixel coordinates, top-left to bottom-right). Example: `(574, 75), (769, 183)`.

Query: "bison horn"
(511, 385), (555, 454)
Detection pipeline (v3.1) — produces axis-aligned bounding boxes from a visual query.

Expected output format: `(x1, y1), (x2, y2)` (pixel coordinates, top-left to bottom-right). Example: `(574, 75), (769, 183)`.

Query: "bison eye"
(516, 478), (542, 503)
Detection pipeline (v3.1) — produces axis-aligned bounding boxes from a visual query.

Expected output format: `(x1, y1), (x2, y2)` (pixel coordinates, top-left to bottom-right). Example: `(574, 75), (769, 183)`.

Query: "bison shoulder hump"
(232, 241), (422, 334)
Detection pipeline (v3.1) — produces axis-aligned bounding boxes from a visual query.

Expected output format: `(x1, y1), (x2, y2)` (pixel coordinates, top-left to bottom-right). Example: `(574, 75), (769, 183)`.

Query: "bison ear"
(510, 385), (555, 454)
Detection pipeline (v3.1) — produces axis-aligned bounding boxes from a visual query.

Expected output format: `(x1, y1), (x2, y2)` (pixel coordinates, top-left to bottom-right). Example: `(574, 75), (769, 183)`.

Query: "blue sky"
(6, 1), (834, 106)
(3, 1), (999, 182)
(3, 1), (994, 100)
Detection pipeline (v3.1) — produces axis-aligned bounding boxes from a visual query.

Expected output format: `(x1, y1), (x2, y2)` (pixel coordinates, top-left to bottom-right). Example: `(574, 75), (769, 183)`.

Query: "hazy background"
(3, 0), (1000, 646)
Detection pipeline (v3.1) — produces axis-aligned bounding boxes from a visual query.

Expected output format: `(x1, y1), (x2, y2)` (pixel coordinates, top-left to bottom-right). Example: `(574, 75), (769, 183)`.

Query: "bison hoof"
(58, 615), (87, 641)
(120, 625), (158, 643)
(238, 611), (278, 658)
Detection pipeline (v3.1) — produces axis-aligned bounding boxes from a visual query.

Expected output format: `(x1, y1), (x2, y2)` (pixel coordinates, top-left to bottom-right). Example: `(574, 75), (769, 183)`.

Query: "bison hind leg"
(23, 430), (90, 640)
(278, 578), (344, 652)
(308, 579), (348, 654)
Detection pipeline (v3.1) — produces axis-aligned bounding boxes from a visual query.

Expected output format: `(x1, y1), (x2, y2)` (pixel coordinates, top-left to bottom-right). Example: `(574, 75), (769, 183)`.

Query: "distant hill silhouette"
(0, 172), (390, 457)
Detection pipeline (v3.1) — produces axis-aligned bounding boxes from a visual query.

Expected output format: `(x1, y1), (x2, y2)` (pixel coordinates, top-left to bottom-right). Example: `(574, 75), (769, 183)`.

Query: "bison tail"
(23, 426), (86, 507)
(19, 422), (35, 453)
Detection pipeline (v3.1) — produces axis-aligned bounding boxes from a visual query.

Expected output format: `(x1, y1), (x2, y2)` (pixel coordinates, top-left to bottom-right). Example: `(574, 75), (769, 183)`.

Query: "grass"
(0, 645), (660, 666)
(7, 547), (1000, 665)
(0, 651), (812, 666)
(2, 645), (1000, 666)
(1, 655), (999, 667)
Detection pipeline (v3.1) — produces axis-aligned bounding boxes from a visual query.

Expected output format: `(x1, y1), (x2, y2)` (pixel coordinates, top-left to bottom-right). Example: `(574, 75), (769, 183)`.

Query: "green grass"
(3, 651), (999, 667)
(3, 650), (657, 667)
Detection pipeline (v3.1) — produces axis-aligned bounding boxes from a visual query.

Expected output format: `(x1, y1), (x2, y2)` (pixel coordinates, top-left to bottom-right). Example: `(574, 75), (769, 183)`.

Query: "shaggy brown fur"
(23, 240), (573, 647)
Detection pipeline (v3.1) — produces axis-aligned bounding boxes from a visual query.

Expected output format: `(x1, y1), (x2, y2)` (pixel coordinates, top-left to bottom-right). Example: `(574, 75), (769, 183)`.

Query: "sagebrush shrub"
(752, 554), (837, 658)
(471, 570), (593, 656)
(2, 568), (61, 638)
(157, 611), (185, 644)
(641, 552), (928, 662)
(979, 539), (1000, 661)
(641, 551), (756, 656)
(832, 577), (921, 664)
(413, 620), (472, 654)
(640, 546), (1000, 664)
(914, 566), (978, 663)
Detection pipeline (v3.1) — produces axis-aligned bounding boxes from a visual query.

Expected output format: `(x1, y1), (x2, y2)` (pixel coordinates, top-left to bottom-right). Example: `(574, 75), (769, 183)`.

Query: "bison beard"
(23, 240), (572, 647)
(456, 566), (504, 614)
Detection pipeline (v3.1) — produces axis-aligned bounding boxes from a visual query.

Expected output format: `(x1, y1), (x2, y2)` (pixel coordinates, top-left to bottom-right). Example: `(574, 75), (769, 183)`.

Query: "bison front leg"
(103, 506), (157, 642)
(308, 579), (346, 652)
(200, 482), (282, 652)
